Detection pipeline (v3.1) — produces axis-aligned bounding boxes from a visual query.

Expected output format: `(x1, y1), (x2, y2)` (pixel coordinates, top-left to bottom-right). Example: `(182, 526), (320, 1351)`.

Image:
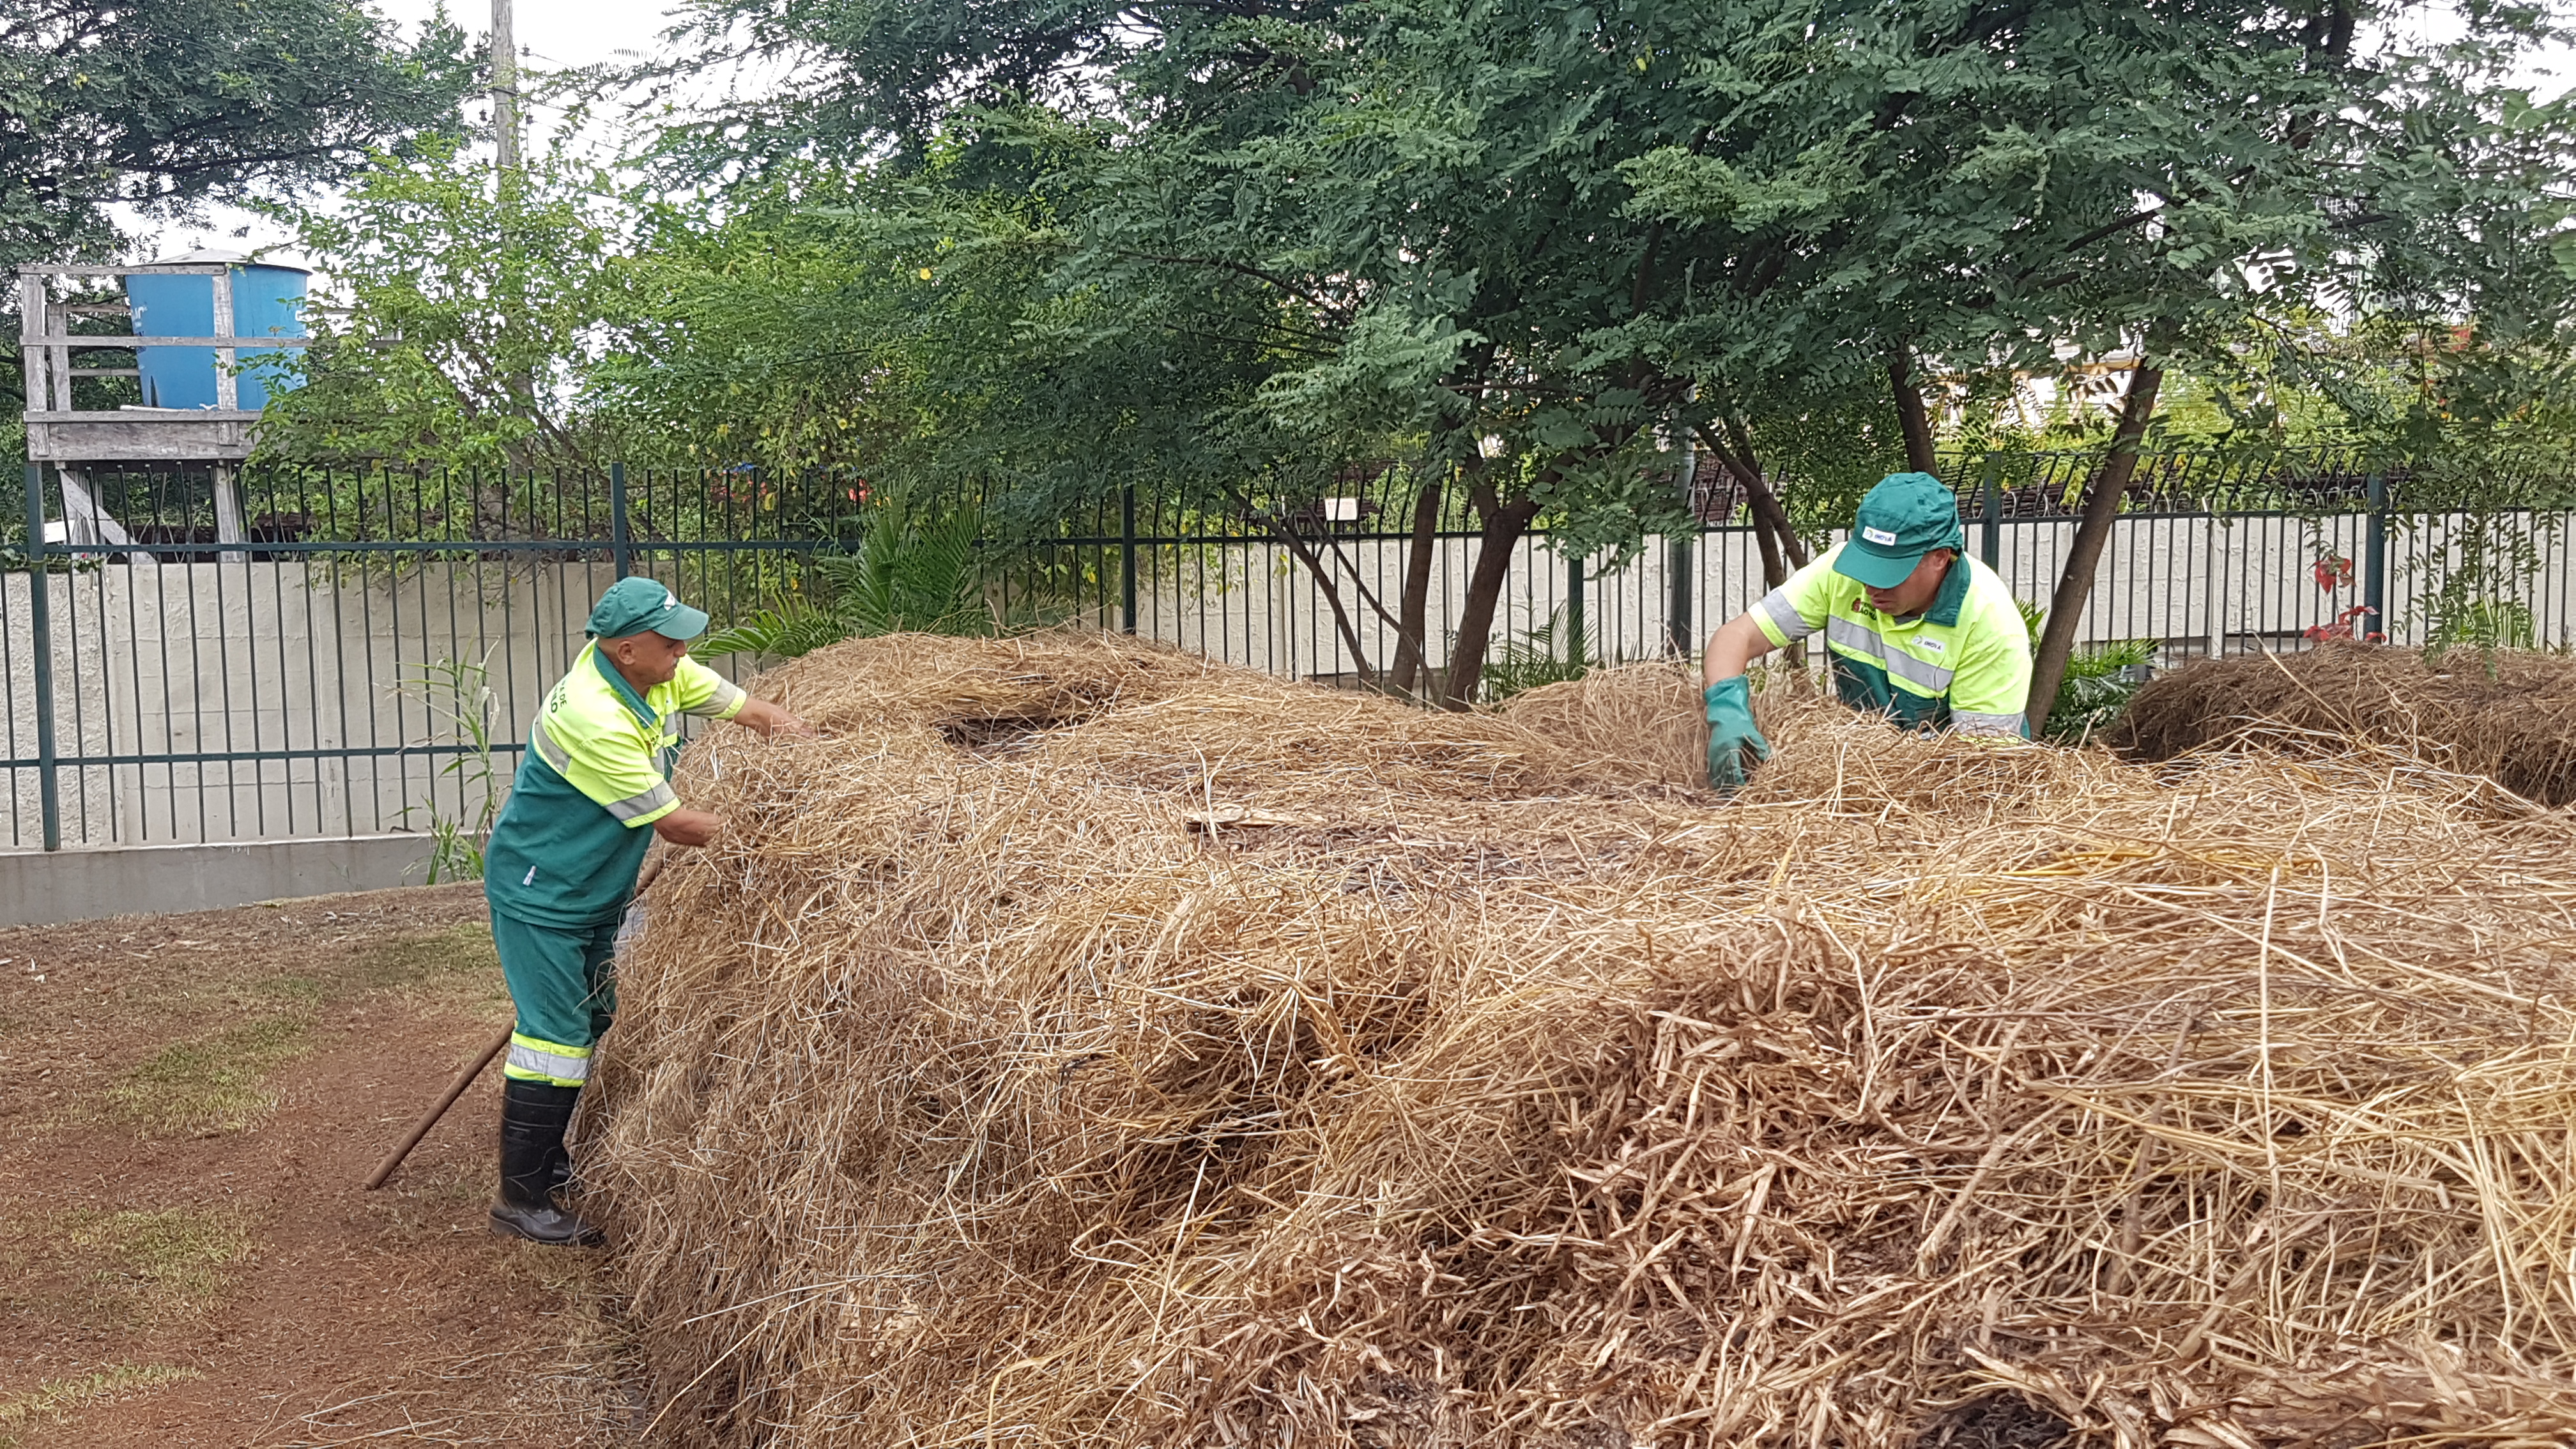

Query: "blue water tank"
(122, 251), (310, 411)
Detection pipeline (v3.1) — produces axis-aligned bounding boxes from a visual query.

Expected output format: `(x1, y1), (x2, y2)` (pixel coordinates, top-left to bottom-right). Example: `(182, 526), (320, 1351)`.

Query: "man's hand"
(732, 698), (815, 739)
(1704, 676), (1773, 793)
(653, 808), (722, 848)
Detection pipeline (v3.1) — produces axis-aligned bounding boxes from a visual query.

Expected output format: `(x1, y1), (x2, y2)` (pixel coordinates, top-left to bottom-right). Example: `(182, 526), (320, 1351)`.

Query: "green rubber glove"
(1703, 677), (1773, 792)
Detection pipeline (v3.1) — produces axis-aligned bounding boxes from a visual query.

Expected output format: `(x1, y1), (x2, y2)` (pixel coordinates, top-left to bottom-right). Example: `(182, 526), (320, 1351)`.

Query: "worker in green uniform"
(482, 576), (811, 1245)
(1701, 471), (2034, 790)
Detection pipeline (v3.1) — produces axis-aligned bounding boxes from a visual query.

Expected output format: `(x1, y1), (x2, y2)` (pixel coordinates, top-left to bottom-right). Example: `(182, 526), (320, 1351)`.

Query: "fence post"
(1667, 433), (1696, 656)
(2203, 512), (2228, 661)
(2363, 472), (2388, 640)
(22, 464), (61, 851)
(610, 462), (632, 580)
(1567, 552), (1586, 663)
(1119, 484), (1138, 635)
(1977, 453), (2004, 570)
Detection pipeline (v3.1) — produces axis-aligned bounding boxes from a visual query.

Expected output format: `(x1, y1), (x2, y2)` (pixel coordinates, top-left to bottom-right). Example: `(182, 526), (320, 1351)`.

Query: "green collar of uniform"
(589, 643), (659, 727)
(1924, 553), (1972, 627)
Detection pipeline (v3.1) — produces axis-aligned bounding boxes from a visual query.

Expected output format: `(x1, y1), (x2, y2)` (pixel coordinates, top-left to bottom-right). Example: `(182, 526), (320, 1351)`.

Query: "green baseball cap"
(1833, 471), (1967, 590)
(586, 577), (710, 641)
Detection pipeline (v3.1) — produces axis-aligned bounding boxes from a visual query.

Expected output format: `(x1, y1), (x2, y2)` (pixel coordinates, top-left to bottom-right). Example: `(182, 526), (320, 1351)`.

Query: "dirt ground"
(0, 884), (636, 1447)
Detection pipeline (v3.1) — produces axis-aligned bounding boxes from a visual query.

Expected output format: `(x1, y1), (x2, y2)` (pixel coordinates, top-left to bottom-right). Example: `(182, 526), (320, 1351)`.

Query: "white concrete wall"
(1108, 511), (2576, 679)
(3, 560), (642, 848)
(0, 833), (438, 928)
(6, 512), (2572, 850)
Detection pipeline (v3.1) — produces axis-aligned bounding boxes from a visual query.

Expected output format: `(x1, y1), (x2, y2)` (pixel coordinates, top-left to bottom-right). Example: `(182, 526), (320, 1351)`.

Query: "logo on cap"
(661, 590), (677, 610)
(1861, 526), (1899, 546)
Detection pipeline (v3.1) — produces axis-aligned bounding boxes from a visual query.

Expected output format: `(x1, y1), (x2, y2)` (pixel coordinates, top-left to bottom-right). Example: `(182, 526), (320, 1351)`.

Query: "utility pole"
(490, 0), (519, 176)
(490, 0), (530, 448)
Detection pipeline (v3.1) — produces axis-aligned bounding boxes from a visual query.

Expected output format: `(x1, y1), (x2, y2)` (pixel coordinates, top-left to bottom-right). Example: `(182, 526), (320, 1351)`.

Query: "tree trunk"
(1387, 471), (1445, 698)
(2027, 355), (2168, 735)
(1437, 480), (1541, 711)
(1890, 345), (1938, 473)
(1225, 483), (1403, 692)
(1737, 464), (1790, 590)
(1695, 422), (1809, 589)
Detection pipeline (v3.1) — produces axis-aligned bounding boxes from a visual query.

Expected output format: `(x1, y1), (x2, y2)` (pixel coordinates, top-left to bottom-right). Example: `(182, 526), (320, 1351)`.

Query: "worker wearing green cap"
(480, 576), (811, 1245)
(1699, 471), (2034, 790)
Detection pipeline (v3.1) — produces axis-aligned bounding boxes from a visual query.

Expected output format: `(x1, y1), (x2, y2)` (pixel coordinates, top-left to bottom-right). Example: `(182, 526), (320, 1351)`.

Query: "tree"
(255, 137), (636, 474)
(0, 0), (474, 268)
(662, 0), (2573, 712)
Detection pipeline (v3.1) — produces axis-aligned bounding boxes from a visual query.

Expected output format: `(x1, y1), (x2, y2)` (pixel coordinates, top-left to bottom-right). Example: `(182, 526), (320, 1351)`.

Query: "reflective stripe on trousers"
(505, 1032), (592, 1084)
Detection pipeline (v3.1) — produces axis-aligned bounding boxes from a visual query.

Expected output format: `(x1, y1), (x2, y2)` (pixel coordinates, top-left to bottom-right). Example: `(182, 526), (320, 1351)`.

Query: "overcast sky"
(130, 0), (693, 262)
(402, 0), (680, 70)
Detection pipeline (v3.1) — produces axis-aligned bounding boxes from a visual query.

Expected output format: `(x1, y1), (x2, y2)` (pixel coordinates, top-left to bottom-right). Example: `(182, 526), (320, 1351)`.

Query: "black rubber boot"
(489, 1078), (604, 1247)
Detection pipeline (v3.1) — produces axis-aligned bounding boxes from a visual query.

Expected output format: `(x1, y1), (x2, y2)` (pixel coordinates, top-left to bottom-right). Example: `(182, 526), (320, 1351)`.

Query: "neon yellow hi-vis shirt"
(1751, 543), (2034, 738)
(482, 641), (746, 928)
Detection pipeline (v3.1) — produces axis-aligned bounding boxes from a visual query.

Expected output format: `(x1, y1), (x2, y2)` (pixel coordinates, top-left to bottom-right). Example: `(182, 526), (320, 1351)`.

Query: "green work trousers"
(490, 907), (620, 1088)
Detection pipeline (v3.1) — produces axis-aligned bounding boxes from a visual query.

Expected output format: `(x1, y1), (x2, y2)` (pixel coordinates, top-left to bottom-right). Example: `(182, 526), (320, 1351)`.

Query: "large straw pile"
(2119, 642), (2576, 805)
(590, 634), (2576, 1449)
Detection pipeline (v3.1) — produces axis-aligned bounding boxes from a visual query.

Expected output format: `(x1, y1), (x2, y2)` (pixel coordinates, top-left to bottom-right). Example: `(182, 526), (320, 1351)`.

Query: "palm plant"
(702, 501), (990, 660)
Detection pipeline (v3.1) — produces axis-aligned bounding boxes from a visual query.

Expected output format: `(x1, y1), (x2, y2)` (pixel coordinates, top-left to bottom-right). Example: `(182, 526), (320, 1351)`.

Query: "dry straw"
(2118, 641), (2576, 806)
(589, 634), (2576, 1449)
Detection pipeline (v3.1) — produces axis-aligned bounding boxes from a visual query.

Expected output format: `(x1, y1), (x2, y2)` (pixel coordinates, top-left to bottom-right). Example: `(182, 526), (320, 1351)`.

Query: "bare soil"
(0, 884), (634, 1447)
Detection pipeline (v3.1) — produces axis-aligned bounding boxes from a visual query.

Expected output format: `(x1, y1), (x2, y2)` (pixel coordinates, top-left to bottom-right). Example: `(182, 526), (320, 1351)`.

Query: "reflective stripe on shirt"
(528, 714), (573, 773)
(1823, 616), (1956, 693)
(1952, 710), (2027, 737)
(605, 780), (678, 822)
(1759, 588), (1815, 643)
(686, 678), (747, 718)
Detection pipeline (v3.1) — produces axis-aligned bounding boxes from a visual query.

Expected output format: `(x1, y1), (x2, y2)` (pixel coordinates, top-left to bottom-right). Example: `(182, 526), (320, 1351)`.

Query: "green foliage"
(0, 0), (472, 270)
(255, 136), (638, 469)
(702, 501), (991, 661)
(233, 0), (2576, 702)
(1480, 607), (1594, 703)
(395, 654), (503, 883)
(642, 0), (2576, 691)
(2018, 600), (2156, 742)
(2429, 596), (2541, 654)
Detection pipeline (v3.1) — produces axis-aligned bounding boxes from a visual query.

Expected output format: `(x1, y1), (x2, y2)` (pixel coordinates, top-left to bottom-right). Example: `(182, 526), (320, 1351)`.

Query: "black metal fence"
(6, 451), (2572, 852)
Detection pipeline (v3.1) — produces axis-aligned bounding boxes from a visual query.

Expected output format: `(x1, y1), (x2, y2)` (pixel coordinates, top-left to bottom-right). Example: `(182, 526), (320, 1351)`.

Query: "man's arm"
(1947, 605), (2037, 739)
(1701, 611), (1781, 686)
(670, 657), (812, 738)
(654, 808), (721, 847)
(652, 696), (813, 848)
(727, 696), (815, 738)
(1706, 551), (1834, 685)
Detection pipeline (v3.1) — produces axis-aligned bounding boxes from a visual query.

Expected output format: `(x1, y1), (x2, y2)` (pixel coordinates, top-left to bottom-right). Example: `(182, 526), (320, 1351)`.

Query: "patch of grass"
(63, 1207), (255, 1323)
(255, 972), (328, 1007)
(356, 924), (512, 1019)
(345, 923), (500, 993)
(0, 1363), (199, 1448)
(74, 926), (504, 1140)
(107, 1016), (309, 1135)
